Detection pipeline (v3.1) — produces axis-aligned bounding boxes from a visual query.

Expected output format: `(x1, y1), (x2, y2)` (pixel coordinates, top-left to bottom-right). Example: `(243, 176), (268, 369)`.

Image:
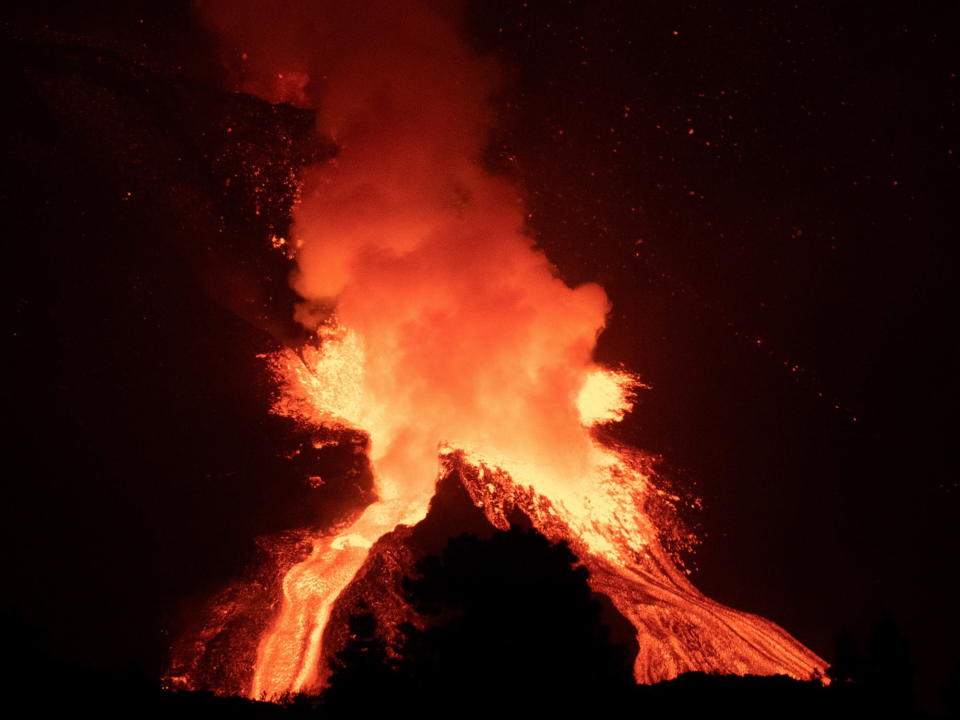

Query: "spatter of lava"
(232, 331), (825, 699)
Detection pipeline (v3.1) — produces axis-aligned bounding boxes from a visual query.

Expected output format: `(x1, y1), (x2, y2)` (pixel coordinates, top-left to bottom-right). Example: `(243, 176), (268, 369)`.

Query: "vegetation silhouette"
(826, 613), (918, 717)
(322, 525), (635, 714)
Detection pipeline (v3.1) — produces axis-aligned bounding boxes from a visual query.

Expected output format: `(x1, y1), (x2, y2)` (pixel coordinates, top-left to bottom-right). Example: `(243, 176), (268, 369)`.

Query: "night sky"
(4, 0), (958, 713)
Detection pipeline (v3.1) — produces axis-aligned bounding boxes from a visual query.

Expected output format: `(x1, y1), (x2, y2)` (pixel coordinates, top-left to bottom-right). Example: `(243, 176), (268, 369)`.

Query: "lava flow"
(171, 0), (827, 699)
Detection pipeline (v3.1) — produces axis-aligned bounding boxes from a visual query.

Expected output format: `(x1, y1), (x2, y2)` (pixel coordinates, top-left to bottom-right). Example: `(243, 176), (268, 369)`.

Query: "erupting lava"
(170, 0), (826, 699)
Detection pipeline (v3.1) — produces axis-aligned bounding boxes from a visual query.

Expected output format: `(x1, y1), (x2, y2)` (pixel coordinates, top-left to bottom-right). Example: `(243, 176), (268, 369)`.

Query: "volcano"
(160, 0), (829, 700)
(168, 446), (825, 698)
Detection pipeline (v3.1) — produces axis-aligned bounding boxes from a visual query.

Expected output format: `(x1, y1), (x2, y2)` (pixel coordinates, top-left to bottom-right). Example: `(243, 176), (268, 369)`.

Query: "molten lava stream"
(251, 494), (430, 699)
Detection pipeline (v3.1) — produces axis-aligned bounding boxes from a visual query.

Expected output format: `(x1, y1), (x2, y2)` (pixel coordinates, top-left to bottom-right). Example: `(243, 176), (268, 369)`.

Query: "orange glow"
(177, 0), (828, 700)
(576, 368), (641, 426)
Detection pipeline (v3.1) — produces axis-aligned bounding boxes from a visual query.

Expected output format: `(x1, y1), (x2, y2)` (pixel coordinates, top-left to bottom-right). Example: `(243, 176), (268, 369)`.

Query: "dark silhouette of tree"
(319, 607), (403, 713)
(863, 613), (914, 714)
(399, 527), (634, 712)
(826, 630), (861, 685)
(323, 526), (635, 714)
(825, 614), (919, 718)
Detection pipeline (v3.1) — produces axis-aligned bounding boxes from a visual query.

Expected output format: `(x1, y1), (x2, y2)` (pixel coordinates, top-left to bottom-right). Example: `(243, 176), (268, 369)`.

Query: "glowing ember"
(174, 0), (827, 700)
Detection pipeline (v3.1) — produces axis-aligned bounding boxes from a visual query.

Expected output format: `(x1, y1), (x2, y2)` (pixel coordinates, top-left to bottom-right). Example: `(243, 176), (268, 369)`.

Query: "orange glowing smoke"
(190, 0), (826, 699)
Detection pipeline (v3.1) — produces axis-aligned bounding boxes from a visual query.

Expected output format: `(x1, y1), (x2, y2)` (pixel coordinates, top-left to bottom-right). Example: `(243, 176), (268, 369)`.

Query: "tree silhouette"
(323, 526), (635, 713)
(863, 613), (914, 713)
(825, 614), (918, 717)
(320, 607), (403, 713)
(826, 630), (861, 686)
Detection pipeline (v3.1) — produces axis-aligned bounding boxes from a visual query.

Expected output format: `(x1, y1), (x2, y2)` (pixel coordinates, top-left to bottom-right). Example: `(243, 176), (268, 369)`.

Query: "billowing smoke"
(197, 0), (612, 505)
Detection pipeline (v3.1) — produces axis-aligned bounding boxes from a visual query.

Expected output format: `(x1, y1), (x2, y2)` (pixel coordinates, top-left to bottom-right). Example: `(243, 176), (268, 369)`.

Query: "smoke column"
(198, 0), (613, 512)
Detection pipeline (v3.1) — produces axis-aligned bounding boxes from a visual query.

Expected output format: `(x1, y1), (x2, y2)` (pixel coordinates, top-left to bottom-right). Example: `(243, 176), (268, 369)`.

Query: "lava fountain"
(171, 0), (826, 699)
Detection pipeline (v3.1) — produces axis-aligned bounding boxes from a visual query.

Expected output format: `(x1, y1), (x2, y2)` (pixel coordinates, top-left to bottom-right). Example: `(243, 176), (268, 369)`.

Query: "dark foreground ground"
(6, 661), (949, 719)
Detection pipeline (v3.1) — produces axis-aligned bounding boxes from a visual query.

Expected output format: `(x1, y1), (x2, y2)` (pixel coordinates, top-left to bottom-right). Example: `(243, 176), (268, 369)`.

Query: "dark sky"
(4, 0), (958, 712)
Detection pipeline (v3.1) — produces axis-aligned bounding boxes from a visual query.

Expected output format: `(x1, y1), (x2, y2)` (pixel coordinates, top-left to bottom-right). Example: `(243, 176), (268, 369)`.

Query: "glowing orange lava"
(175, 0), (827, 700)
(246, 329), (824, 699)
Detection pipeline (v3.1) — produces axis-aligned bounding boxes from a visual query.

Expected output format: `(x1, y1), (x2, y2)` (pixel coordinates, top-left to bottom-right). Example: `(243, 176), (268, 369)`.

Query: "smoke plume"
(197, 0), (612, 505)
